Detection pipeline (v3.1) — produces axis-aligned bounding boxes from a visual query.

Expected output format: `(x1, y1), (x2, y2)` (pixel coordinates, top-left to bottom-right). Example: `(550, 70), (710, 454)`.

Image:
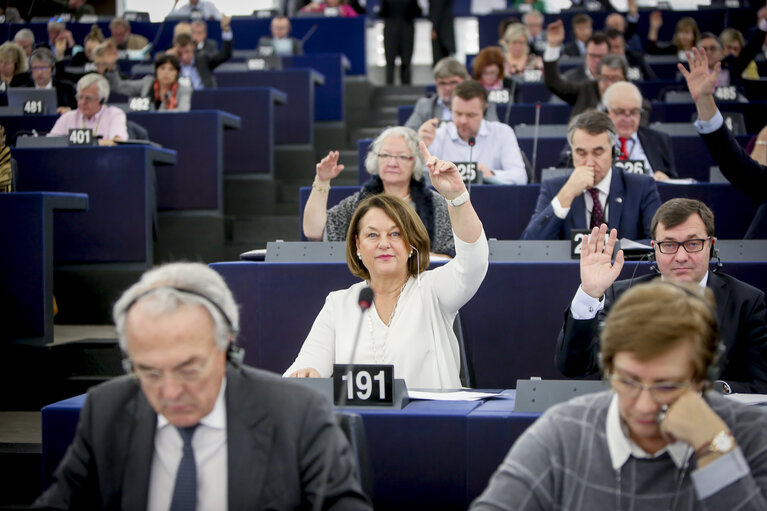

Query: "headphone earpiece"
(612, 144), (622, 160)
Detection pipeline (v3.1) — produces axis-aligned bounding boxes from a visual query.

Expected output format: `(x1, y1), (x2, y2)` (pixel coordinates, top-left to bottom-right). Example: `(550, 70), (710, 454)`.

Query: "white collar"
(593, 168), (612, 196)
(157, 375), (227, 430)
(35, 81), (53, 90)
(661, 271), (709, 289)
(447, 119), (488, 143)
(605, 393), (691, 470)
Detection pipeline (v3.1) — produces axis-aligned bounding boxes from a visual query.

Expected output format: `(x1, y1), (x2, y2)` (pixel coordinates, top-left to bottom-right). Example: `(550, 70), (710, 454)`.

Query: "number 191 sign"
(332, 364), (394, 406)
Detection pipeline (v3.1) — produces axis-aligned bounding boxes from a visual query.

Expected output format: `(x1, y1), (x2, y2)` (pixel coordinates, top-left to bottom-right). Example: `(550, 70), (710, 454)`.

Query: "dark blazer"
(636, 125), (677, 177)
(562, 41), (585, 58)
(521, 166), (661, 240)
(18, 78), (77, 110)
(257, 36), (304, 55)
(555, 271), (767, 394)
(700, 123), (767, 239)
(34, 365), (371, 510)
(197, 39), (219, 57)
(562, 64), (588, 83)
(193, 37), (232, 89)
(544, 58), (600, 119)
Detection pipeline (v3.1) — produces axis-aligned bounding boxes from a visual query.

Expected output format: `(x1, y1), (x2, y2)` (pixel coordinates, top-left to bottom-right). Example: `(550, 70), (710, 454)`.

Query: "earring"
(357, 251), (361, 260)
(409, 250), (414, 258)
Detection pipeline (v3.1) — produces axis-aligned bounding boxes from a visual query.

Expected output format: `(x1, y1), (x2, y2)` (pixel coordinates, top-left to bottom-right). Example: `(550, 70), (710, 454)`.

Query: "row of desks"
(40, 389), (537, 509)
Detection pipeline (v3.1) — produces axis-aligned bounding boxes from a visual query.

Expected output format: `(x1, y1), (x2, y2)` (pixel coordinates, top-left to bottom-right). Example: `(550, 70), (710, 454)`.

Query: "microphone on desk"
(313, 286), (373, 511)
(531, 102), (541, 180)
(468, 136), (476, 194)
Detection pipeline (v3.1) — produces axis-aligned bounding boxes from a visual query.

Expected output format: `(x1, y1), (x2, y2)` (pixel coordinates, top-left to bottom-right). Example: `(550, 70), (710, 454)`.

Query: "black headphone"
(122, 286), (244, 366)
(612, 143), (622, 161)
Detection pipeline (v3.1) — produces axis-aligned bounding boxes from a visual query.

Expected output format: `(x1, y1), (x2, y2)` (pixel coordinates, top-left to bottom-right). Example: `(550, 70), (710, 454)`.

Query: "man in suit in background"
(257, 16), (304, 56)
(682, 47), (767, 238)
(22, 48), (76, 114)
(603, 81), (676, 180)
(555, 199), (767, 394)
(563, 31), (609, 83)
(191, 20), (219, 56)
(167, 14), (232, 89)
(35, 262), (371, 510)
(106, 18), (149, 52)
(562, 13), (593, 57)
(522, 110), (661, 240)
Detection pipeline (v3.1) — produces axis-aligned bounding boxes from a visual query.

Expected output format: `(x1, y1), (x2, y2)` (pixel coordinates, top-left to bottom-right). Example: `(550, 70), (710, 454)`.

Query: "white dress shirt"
(147, 378), (228, 511)
(551, 167), (612, 223)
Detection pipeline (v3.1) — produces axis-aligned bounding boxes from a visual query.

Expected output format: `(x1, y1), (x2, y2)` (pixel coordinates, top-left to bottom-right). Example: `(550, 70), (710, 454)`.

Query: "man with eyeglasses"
(543, 20), (629, 119)
(472, 280), (767, 510)
(555, 198), (767, 394)
(21, 47), (76, 114)
(35, 262), (371, 510)
(602, 81), (675, 181)
(404, 57), (499, 135)
(47, 73), (128, 146)
(562, 30), (606, 83)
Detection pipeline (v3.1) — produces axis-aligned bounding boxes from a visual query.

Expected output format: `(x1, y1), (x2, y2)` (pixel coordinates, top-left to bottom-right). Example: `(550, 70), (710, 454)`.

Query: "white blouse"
(284, 230), (489, 389)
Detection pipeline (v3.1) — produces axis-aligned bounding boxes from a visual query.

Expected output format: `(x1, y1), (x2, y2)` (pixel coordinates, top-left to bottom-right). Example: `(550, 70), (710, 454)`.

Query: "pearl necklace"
(367, 280), (408, 364)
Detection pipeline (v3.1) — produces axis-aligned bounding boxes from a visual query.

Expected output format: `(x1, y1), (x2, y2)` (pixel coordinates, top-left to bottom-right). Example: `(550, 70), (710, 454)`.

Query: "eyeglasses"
(31, 66), (52, 73)
(587, 52), (607, 60)
(610, 108), (641, 118)
(609, 374), (692, 404)
(599, 75), (623, 84)
(436, 79), (461, 87)
(654, 237), (710, 254)
(76, 93), (100, 103)
(123, 347), (219, 387)
(379, 153), (414, 163)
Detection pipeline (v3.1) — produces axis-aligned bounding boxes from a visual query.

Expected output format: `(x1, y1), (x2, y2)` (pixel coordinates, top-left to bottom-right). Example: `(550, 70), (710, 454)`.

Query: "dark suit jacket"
(700, 123), (767, 239)
(193, 38), (232, 89)
(34, 365), (371, 510)
(555, 272), (767, 394)
(19, 78), (77, 110)
(636, 125), (677, 177)
(562, 41), (585, 58)
(544, 58), (600, 119)
(521, 166), (661, 240)
(197, 39), (219, 57)
(257, 36), (304, 55)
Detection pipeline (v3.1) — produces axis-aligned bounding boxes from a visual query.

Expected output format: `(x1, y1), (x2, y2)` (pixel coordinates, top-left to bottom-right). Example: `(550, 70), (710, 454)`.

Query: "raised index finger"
(419, 140), (432, 161)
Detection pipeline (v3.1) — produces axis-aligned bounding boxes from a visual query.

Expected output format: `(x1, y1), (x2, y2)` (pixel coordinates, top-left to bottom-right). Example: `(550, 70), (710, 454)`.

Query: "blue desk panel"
(284, 53), (348, 121)
(215, 70), (320, 145)
(210, 260), (767, 389)
(191, 87), (286, 175)
(10, 17), (367, 75)
(127, 110), (239, 210)
(0, 192), (87, 344)
(13, 146), (175, 263)
(40, 391), (532, 509)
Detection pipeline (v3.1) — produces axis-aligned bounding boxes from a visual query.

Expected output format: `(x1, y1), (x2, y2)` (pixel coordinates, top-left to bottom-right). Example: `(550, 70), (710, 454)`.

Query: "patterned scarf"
(153, 81), (178, 110)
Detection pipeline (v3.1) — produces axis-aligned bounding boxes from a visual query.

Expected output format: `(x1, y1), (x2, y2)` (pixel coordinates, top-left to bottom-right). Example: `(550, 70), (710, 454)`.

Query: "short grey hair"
(523, 10), (543, 24)
(77, 73), (110, 102)
(433, 57), (469, 81)
(364, 126), (425, 181)
(567, 110), (618, 148)
(597, 54), (628, 80)
(113, 262), (240, 353)
(13, 28), (35, 45)
(191, 19), (207, 30)
(29, 47), (55, 69)
(601, 81), (642, 111)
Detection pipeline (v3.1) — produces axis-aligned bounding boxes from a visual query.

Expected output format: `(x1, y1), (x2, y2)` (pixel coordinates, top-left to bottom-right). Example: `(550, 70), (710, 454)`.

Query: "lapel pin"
(616, 197), (623, 203)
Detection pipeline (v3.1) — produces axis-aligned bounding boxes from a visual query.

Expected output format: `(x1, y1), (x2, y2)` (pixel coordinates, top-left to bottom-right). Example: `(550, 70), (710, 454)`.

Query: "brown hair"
(672, 17), (700, 51)
(345, 194), (430, 281)
(473, 46), (504, 82)
(600, 281), (719, 385)
(173, 33), (194, 48)
(85, 24), (105, 44)
(650, 198), (715, 239)
(720, 28), (745, 50)
(451, 79), (488, 107)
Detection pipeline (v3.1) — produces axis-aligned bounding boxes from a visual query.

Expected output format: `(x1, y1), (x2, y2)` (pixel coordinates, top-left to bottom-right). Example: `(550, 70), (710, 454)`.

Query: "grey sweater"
(471, 391), (767, 510)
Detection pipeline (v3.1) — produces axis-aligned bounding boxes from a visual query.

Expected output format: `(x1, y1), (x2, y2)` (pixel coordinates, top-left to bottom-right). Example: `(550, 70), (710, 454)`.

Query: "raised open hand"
(678, 47), (720, 103)
(580, 224), (624, 299)
(315, 150), (344, 182)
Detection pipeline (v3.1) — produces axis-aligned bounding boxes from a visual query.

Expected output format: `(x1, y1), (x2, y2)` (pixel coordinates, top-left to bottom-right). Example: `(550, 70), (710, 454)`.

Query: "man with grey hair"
(523, 9), (546, 55)
(106, 17), (149, 52)
(48, 73), (128, 145)
(35, 262), (371, 510)
(13, 29), (34, 57)
(602, 81), (676, 180)
(522, 110), (660, 240)
(404, 56), (498, 134)
(21, 47), (76, 114)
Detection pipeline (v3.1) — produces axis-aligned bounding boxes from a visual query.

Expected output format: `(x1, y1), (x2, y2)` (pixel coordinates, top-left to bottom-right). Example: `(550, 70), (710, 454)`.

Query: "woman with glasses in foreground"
(286, 144), (488, 389)
(302, 126), (456, 257)
(472, 281), (767, 510)
(48, 73), (128, 146)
